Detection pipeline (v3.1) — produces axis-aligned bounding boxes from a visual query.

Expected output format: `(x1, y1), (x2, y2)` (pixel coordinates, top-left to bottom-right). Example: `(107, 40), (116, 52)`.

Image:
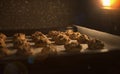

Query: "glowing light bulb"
(102, 0), (111, 7)
(101, 0), (120, 9)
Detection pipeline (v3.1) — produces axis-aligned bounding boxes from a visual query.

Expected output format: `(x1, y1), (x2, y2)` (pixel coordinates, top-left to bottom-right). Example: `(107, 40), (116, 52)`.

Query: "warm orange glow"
(102, 0), (112, 7)
(101, 0), (119, 9)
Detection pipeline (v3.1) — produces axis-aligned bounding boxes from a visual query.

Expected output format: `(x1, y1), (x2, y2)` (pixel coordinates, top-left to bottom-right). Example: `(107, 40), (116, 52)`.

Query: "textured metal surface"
(0, 0), (74, 30)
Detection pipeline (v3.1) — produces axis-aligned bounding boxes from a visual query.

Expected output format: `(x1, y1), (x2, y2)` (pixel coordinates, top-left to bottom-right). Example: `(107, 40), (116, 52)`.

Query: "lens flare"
(102, 0), (112, 7)
(101, 0), (118, 9)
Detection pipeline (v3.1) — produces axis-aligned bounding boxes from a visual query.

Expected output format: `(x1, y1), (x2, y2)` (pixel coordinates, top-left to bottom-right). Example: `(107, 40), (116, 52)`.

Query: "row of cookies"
(0, 30), (104, 57)
(47, 29), (104, 51)
(0, 32), (57, 57)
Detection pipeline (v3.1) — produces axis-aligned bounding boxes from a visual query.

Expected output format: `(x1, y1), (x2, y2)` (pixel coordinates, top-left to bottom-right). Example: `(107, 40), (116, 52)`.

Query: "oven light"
(101, 0), (120, 9)
(102, 0), (112, 7)
(101, 0), (113, 9)
(101, 0), (118, 9)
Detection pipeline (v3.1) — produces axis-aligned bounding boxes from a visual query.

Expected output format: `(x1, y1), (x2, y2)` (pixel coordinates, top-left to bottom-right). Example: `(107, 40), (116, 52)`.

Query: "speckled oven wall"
(0, 0), (74, 30)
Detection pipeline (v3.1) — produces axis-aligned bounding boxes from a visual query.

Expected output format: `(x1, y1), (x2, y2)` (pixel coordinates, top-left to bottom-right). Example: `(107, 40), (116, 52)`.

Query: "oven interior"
(0, 0), (120, 74)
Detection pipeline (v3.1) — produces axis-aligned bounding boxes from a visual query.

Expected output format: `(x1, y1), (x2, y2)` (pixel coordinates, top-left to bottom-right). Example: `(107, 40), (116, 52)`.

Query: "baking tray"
(75, 25), (120, 50)
(0, 25), (120, 62)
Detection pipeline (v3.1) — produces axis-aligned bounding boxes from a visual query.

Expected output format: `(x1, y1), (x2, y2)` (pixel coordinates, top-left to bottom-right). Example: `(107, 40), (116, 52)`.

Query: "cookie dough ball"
(65, 29), (74, 36)
(55, 34), (70, 45)
(32, 31), (44, 40)
(0, 38), (6, 48)
(41, 45), (57, 55)
(32, 31), (51, 47)
(88, 39), (104, 50)
(36, 45), (57, 61)
(64, 41), (82, 52)
(0, 39), (8, 56)
(14, 33), (26, 40)
(32, 31), (47, 42)
(15, 40), (33, 56)
(48, 30), (60, 40)
(0, 33), (7, 40)
(0, 38), (9, 56)
(32, 31), (43, 36)
(77, 34), (90, 44)
(13, 39), (30, 49)
(34, 37), (51, 47)
(69, 32), (81, 40)
(48, 30), (60, 37)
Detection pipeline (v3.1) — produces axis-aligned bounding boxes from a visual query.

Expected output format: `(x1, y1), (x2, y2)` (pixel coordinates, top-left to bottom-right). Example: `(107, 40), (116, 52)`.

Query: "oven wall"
(73, 0), (120, 35)
(0, 0), (74, 30)
(0, 0), (120, 35)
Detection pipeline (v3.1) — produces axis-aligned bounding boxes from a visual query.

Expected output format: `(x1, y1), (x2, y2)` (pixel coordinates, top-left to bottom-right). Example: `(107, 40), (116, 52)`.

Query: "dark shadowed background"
(0, 0), (120, 35)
